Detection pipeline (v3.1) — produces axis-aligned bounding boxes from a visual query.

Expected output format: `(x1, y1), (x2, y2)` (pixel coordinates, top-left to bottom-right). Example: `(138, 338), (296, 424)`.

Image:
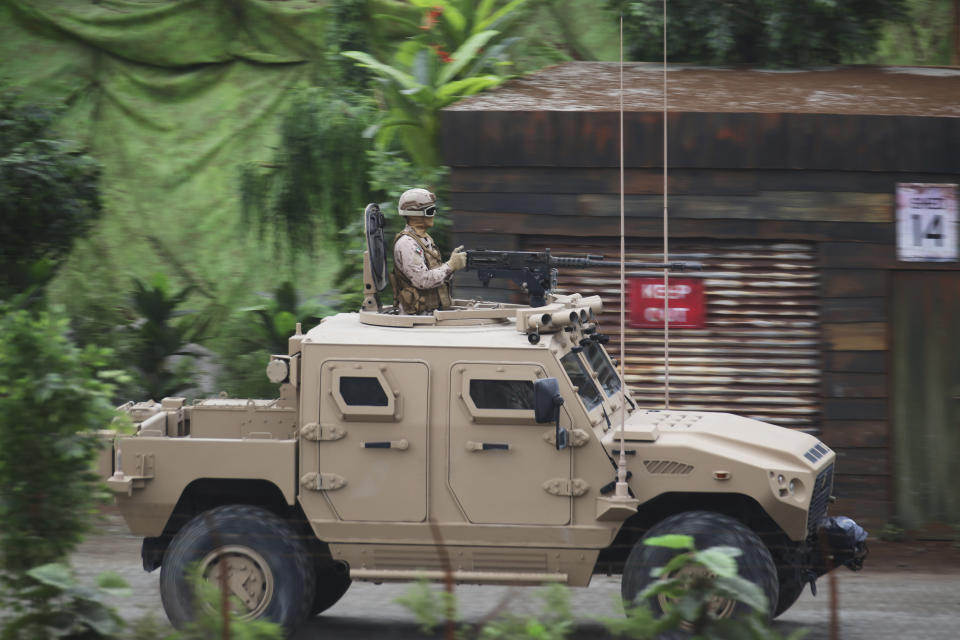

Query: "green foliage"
(0, 86), (102, 303)
(605, 535), (807, 640)
(240, 89), (375, 261)
(394, 579), (464, 636)
(344, 0), (531, 168)
(214, 281), (333, 397)
(870, 0), (955, 65)
(0, 564), (129, 640)
(125, 273), (207, 401)
(172, 566), (284, 640)
(0, 307), (120, 586)
(508, 0), (621, 66)
(394, 539), (806, 640)
(122, 613), (171, 640)
(611, 0), (909, 67)
(479, 584), (574, 640)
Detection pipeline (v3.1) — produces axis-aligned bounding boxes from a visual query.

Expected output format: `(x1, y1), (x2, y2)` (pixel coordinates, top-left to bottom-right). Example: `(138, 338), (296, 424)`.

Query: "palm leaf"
(438, 30), (501, 84)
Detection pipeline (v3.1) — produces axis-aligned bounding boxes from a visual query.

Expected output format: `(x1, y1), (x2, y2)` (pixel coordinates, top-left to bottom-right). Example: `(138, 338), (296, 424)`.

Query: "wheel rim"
(200, 545), (274, 620)
(656, 563), (737, 624)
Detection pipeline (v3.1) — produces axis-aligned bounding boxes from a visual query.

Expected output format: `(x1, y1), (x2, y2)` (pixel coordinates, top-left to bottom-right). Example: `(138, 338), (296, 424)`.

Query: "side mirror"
(534, 378), (569, 451)
(534, 378), (564, 423)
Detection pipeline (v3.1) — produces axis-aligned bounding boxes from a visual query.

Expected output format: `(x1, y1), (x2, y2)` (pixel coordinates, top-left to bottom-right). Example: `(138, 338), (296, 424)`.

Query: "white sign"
(896, 183), (958, 262)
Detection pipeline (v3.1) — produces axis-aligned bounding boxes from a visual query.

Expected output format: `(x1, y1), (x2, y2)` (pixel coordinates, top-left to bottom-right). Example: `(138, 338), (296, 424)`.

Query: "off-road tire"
(773, 568), (806, 617)
(310, 559), (351, 616)
(621, 511), (779, 635)
(159, 505), (316, 633)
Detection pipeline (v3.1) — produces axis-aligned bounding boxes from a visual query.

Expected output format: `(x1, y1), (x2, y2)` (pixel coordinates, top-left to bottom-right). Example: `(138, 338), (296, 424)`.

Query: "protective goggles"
(422, 205), (437, 217)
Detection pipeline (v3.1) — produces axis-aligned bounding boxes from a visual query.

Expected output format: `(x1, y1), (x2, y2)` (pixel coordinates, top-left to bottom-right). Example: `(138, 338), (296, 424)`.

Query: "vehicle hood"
(607, 409), (829, 466)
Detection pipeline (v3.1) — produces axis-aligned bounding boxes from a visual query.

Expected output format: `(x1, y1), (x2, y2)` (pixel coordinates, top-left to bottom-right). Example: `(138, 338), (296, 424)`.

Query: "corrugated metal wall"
(524, 238), (821, 432)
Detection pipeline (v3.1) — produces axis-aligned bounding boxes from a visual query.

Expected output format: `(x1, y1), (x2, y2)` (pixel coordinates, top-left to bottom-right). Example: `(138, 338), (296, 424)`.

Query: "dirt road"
(72, 514), (960, 639)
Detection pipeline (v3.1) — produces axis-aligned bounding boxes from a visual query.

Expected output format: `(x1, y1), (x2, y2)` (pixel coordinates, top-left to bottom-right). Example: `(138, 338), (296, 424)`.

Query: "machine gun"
(465, 249), (701, 307)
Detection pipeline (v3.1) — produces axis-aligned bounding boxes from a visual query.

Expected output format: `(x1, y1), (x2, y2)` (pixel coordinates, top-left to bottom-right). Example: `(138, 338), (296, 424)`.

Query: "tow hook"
(819, 515), (869, 571)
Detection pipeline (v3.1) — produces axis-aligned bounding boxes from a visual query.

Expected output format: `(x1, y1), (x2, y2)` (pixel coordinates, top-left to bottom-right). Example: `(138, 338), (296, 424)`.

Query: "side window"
(339, 376), (388, 406)
(469, 379), (535, 410)
(455, 363), (544, 425)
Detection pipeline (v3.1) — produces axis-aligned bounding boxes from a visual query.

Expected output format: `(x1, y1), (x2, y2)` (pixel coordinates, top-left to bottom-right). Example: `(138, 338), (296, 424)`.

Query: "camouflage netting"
(0, 0), (339, 301)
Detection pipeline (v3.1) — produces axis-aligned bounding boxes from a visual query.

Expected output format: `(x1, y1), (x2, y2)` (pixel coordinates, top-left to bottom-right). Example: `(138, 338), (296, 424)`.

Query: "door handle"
(362, 439), (409, 450)
(466, 441), (511, 451)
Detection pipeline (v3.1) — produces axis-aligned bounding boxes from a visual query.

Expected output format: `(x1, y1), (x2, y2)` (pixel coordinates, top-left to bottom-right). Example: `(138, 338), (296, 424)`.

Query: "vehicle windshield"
(583, 341), (622, 397)
(560, 351), (603, 411)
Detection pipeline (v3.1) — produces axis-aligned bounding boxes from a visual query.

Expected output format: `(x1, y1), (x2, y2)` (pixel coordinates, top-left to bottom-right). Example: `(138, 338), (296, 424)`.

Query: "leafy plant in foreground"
(171, 566), (284, 640)
(394, 534), (807, 639)
(0, 307), (120, 587)
(0, 564), (129, 640)
(606, 534), (807, 640)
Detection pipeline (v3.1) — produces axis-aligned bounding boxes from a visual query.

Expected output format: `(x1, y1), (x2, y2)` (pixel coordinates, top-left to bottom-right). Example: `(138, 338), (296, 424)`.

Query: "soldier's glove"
(446, 246), (466, 271)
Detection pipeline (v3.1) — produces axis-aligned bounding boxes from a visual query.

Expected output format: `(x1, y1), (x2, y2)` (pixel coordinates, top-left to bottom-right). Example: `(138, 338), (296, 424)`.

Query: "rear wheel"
(621, 511), (779, 635)
(159, 505), (315, 633)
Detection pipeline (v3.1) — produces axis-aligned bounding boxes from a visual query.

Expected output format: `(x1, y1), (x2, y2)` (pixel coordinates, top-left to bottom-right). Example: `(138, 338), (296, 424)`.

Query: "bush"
(0, 564), (129, 640)
(0, 86), (102, 304)
(0, 307), (121, 586)
(394, 534), (808, 640)
(213, 281), (332, 398)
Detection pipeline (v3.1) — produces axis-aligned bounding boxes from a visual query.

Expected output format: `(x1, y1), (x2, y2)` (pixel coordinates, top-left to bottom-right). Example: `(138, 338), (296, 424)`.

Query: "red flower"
(431, 43), (452, 63)
(421, 6), (444, 30)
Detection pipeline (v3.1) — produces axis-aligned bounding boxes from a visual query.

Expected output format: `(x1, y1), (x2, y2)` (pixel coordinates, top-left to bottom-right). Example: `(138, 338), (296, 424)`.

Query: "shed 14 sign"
(629, 279), (705, 328)
(896, 183), (958, 262)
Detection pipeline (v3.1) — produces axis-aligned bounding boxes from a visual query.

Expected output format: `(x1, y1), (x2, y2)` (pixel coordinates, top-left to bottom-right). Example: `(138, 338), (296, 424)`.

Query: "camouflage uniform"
(392, 225), (453, 314)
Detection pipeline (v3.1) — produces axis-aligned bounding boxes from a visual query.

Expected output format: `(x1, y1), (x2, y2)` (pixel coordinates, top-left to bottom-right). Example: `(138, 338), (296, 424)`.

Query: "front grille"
(807, 464), (834, 536)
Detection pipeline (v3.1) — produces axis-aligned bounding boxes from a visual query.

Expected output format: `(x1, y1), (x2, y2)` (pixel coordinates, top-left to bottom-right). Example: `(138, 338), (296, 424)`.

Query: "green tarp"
(1, 0), (341, 303)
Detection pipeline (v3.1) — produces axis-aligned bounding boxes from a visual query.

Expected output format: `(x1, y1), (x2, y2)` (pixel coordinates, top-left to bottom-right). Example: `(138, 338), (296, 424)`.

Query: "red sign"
(629, 278), (706, 328)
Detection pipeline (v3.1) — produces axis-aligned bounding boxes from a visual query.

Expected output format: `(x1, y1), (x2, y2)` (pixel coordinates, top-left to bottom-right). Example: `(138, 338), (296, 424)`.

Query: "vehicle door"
(448, 362), (572, 525)
(302, 359), (429, 522)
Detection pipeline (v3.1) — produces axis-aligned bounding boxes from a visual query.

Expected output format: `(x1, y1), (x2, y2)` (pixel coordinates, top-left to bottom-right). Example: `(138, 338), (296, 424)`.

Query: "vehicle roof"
(304, 312), (550, 351)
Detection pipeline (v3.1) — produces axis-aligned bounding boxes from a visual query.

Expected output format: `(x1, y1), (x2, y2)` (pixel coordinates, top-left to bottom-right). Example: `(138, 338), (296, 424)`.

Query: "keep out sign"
(629, 278), (706, 328)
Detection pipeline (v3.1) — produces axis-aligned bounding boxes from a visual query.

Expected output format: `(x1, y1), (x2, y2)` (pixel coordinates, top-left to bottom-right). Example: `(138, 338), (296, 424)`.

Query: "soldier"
(391, 188), (466, 314)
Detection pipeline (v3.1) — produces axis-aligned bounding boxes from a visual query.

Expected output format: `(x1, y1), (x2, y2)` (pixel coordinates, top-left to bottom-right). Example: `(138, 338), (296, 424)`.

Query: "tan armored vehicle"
(99, 204), (866, 634)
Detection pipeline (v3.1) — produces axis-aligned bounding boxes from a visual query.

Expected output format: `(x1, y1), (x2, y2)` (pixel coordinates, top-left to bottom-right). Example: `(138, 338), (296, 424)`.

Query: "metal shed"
(441, 62), (960, 532)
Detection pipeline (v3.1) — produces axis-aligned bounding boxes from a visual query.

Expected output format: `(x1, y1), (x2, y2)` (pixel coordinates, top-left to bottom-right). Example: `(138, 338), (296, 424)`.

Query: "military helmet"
(398, 188), (437, 217)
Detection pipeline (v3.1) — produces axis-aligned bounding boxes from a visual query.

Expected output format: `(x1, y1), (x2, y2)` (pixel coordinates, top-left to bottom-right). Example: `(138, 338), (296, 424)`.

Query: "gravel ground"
(72, 514), (960, 639)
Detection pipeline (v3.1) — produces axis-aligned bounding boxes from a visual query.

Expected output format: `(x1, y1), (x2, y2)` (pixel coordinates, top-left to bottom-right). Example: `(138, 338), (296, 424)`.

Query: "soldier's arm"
(395, 235), (452, 289)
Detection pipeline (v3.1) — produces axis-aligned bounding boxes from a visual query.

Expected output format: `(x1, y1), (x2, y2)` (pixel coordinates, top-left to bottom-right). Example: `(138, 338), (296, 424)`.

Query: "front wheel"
(621, 511), (779, 634)
(310, 559), (351, 616)
(159, 505), (316, 633)
(774, 568), (807, 617)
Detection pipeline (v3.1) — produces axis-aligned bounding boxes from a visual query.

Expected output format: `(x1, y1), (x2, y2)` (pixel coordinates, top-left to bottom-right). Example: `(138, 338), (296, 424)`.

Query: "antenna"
(614, 15), (630, 502)
(662, 0), (670, 409)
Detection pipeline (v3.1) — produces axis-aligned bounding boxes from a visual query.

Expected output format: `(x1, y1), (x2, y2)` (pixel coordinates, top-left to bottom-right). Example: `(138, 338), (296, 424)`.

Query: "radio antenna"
(614, 14), (630, 501)
(662, 0), (670, 409)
